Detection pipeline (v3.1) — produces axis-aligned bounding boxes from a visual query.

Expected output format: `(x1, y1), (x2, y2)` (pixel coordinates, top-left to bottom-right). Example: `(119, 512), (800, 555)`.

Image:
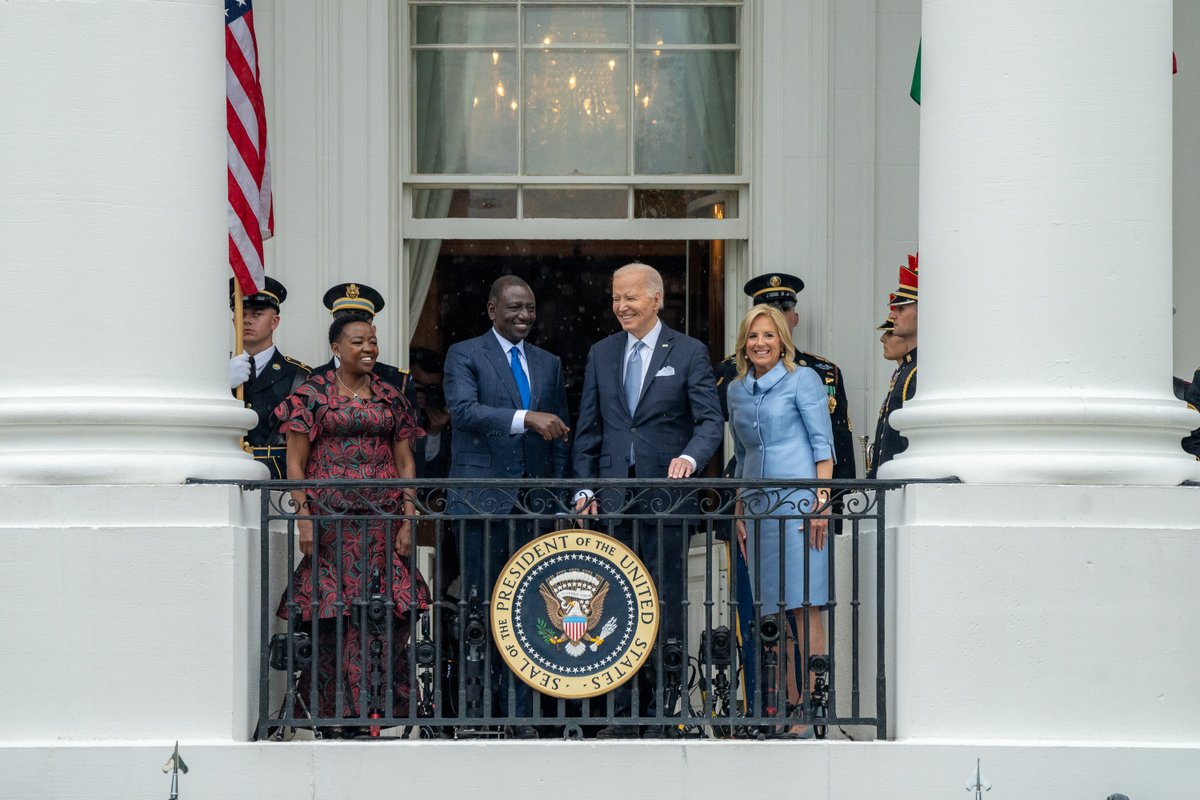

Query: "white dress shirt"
(493, 328), (530, 435)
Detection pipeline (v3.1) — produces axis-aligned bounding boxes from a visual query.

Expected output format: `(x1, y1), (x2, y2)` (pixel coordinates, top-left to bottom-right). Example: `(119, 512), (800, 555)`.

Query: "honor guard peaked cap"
(323, 282), (386, 318)
(743, 272), (805, 305)
(890, 254), (919, 306)
(230, 276), (287, 312)
(877, 318), (895, 332)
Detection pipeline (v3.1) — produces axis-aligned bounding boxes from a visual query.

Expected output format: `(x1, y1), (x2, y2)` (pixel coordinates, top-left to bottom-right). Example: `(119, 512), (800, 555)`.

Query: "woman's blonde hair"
(734, 304), (796, 380)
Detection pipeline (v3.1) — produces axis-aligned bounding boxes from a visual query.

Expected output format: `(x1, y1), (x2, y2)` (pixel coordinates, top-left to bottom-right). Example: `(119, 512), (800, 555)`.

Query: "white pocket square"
(655, 365), (676, 377)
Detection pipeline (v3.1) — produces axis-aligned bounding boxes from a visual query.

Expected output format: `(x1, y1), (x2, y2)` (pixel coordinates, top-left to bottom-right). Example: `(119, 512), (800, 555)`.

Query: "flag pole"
(233, 289), (246, 402)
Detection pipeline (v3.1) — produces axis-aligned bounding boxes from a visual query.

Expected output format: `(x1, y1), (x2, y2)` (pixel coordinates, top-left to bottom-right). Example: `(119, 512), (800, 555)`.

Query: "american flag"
(226, 0), (273, 295)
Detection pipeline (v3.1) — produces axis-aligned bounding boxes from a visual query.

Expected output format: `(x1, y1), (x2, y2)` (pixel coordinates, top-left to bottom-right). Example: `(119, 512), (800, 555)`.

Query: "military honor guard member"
(1182, 368), (1200, 458)
(867, 255), (919, 477)
(228, 277), (311, 478)
(313, 282), (410, 394)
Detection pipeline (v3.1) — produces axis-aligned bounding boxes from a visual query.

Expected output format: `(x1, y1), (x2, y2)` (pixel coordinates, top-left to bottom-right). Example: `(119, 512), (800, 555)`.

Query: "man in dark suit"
(228, 277), (310, 479)
(312, 282), (409, 393)
(444, 275), (571, 736)
(572, 263), (724, 738)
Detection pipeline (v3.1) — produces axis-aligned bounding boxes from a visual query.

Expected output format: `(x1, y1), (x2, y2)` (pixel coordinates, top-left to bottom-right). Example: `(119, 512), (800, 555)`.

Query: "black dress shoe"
(595, 724), (640, 739)
(507, 725), (539, 739)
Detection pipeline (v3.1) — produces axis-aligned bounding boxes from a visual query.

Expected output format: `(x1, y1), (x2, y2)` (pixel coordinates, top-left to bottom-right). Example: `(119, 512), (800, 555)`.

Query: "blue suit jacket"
(572, 323), (723, 487)
(444, 331), (570, 514)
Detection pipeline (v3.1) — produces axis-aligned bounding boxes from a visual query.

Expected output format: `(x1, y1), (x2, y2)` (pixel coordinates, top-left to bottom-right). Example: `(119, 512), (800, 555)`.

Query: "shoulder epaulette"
(283, 355), (311, 372)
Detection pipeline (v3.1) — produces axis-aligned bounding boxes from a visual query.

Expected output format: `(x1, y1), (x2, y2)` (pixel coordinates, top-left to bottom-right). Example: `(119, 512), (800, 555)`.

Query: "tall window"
(404, 1), (745, 226)
(401, 1), (746, 399)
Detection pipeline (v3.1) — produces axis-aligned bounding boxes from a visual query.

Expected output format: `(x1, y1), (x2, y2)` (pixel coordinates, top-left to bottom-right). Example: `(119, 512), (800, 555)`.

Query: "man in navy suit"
(572, 263), (723, 737)
(444, 275), (571, 735)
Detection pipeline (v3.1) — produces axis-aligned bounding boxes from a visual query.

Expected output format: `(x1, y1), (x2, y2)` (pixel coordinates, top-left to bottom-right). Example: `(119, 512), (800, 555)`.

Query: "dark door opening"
(410, 239), (726, 419)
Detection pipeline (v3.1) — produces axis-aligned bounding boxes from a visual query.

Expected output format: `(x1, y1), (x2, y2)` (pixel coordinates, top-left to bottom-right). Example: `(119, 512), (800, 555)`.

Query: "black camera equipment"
(699, 625), (733, 668)
(660, 637), (686, 721)
(461, 588), (487, 722)
(269, 630), (313, 671)
(697, 626), (735, 737)
(755, 615), (782, 737)
(415, 613), (436, 721)
(349, 570), (391, 737)
(352, 573), (391, 631)
(807, 653), (830, 740)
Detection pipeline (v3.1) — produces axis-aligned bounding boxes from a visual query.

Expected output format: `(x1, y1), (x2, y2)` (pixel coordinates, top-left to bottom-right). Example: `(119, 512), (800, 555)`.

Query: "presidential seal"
(491, 530), (659, 699)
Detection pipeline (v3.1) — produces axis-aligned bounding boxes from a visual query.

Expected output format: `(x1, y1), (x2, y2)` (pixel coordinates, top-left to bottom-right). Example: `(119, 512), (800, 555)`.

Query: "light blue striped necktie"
(624, 341), (645, 415)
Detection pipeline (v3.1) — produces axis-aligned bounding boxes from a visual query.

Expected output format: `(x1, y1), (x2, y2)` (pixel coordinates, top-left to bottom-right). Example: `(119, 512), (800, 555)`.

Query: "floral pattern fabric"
(272, 370), (430, 719)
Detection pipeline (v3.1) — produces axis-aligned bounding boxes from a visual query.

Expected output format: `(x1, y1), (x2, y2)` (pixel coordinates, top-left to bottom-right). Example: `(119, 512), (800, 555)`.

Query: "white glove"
(229, 353), (252, 389)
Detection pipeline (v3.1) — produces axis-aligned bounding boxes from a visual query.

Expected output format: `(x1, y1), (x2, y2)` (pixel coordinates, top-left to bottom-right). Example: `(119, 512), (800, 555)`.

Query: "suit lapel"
(637, 325), (675, 408)
(526, 345), (543, 410)
(482, 332), (523, 408)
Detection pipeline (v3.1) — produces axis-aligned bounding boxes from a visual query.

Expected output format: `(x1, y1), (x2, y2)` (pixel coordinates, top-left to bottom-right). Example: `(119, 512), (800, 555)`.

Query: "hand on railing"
(573, 493), (597, 518)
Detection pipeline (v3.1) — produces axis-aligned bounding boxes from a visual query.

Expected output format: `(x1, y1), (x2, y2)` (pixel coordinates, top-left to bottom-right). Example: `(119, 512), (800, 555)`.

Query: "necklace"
(335, 369), (370, 400)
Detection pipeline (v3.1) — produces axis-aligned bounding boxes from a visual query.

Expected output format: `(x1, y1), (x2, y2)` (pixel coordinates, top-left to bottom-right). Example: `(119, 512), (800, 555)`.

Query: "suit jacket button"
(630, 427), (637, 433)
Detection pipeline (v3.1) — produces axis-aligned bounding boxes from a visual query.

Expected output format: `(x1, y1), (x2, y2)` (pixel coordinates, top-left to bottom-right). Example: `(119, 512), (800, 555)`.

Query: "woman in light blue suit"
(728, 305), (835, 729)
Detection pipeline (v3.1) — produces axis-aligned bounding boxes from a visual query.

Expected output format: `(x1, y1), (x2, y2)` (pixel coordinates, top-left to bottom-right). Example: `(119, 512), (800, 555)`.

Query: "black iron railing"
(219, 478), (901, 741)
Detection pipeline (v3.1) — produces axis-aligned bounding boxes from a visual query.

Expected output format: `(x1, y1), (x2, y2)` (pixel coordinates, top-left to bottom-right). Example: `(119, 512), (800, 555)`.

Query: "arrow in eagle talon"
(590, 617), (618, 651)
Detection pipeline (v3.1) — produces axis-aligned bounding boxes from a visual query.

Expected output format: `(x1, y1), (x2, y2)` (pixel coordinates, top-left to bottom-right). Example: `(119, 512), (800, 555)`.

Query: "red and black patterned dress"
(273, 370), (430, 720)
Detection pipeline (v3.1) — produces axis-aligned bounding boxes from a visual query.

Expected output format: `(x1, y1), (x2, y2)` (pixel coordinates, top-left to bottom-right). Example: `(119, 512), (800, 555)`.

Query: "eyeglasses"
(772, 301), (796, 312)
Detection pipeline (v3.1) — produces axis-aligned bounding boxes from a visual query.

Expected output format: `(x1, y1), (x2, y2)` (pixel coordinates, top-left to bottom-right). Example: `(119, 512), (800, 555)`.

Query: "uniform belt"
(250, 446), (287, 479)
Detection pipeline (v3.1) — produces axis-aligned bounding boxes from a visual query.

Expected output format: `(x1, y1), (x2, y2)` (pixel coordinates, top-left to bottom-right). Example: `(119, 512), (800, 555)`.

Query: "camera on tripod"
(699, 625), (733, 668)
(462, 607), (487, 649)
(269, 631), (313, 671)
(808, 653), (830, 676)
(757, 615), (781, 646)
(352, 593), (390, 629)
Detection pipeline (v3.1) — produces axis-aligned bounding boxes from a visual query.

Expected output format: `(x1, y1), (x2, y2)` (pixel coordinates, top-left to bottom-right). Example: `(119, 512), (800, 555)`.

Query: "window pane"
(524, 188), (627, 218)
(633, 188), (738, 219)
(524, 50), (628, 175)
(413, 5), (517, 45)
(634, 51), (736, 174)
(635, 6), (737, 46)
(524, 5), (629, 46)
(413, 188), (518, 218)
(414, 50), (519, 174)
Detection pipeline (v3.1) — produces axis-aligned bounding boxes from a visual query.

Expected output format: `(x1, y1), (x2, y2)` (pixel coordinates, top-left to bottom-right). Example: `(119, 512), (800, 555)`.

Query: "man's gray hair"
(613, 262), (664, 297)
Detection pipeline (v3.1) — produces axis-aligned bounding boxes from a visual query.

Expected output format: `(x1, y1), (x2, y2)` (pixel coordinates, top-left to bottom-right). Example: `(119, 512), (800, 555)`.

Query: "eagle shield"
(539, 570), (613, 657)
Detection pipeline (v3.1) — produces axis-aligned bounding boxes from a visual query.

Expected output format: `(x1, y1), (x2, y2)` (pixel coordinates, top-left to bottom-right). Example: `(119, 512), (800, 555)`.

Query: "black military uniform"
(714, 272), (856, 479)
(313, 282), (409, 394)
(868, 347), (917, 477)
(230, 277), (310, 479)
(1182, 368), (1200, 459)
(867, 256), (918, 477)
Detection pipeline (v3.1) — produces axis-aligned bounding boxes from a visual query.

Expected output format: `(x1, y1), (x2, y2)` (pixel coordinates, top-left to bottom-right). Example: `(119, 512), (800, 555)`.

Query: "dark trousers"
(595, 470), (688, 720)
(459, 514), (536, 718)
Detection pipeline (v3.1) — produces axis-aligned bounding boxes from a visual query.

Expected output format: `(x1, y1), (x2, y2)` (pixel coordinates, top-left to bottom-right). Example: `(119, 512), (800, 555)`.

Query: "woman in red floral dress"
(274, 314), (430, 725)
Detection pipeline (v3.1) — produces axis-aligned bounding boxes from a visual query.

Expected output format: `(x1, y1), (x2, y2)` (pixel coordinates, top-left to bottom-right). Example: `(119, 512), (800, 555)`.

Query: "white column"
(887, 0), (1199, 484)
(0, 0), (261, 484)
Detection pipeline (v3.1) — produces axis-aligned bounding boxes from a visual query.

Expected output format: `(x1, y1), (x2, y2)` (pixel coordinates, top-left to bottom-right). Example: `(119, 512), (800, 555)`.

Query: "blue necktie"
(624, 341), (644, 416)
(510, 345), (531, 409)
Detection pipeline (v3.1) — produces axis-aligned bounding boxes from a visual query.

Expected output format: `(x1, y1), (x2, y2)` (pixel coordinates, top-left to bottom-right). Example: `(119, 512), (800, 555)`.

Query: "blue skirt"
(743, 489), (830, 611)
